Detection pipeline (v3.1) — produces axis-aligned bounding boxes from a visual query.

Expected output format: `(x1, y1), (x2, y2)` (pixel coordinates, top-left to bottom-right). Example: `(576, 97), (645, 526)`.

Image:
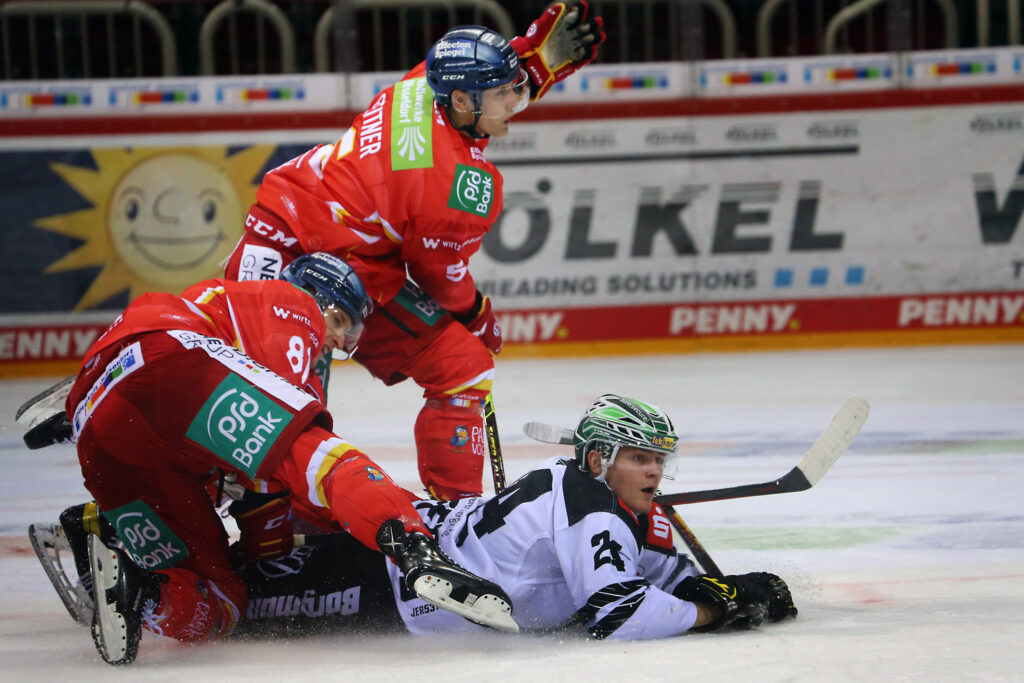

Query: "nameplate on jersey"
(391, 77), (434, 171)
(168, 329), (314, 412)
(238, 244), (283, 281)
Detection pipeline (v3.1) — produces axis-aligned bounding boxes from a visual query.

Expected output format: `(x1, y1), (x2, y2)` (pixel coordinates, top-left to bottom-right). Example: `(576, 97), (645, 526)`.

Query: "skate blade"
(27, 523), (93, 626)
(88, 535), (134, 665)
(413, 574), (520, 634)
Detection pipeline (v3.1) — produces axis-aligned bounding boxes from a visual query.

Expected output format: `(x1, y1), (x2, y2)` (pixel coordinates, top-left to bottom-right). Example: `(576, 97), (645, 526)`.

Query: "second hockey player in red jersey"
(224, 3), (606, 500)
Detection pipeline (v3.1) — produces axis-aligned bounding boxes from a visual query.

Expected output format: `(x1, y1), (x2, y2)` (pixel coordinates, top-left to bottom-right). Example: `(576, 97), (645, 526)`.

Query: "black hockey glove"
(673, 575), (743, 632)
(725, 572), (798, 626)
(716, 573), (794, 630)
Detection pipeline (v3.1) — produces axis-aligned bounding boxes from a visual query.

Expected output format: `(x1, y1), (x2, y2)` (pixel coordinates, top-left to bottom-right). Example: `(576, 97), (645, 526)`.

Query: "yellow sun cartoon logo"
(36, 145), (275, 310)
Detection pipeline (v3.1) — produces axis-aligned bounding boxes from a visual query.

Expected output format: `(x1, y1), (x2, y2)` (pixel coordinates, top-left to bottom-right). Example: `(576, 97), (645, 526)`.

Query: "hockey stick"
(663, 506), (723, 579)
(15, 374), (74, 428)
(655, 396), (869, 506)
(484, 393), (507, 494)
(523, 396), (869, 507)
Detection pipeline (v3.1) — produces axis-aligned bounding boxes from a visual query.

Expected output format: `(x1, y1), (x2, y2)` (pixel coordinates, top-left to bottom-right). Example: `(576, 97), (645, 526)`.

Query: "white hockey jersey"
(386, 457), (701, 639)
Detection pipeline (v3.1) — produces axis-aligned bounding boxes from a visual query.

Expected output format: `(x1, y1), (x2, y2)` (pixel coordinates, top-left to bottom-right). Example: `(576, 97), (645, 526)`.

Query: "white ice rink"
(1, 343), (1022, 682)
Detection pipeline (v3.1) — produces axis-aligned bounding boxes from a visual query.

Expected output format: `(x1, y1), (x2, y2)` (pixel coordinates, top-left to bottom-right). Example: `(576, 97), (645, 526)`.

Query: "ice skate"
(28, 502), (112, 626)
(377, 520), (518, 633)
(88, 534), (164, 665)
(28, 521), (93, 625)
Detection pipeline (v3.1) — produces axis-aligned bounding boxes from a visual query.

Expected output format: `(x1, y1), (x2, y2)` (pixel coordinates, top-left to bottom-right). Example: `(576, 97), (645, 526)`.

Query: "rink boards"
(0, 49), (1022, 372)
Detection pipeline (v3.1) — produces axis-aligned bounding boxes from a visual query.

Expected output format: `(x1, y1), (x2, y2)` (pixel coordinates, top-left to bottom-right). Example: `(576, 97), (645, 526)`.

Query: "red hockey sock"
(414, 398), (486, 500)
(148, 568), (246, 642)
(321, 450), (430, 547)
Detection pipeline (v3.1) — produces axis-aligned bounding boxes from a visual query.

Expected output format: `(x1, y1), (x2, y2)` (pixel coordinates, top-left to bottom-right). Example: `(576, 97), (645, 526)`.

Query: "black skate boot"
(377, 519), (518, 633)
(23, 410), (73, 449)
(88, 534), (166, 665)
(28, 501), (114, 626)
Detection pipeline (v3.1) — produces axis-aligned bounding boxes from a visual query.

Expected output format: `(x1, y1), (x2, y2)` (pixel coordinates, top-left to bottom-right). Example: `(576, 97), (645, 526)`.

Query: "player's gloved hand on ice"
(728, 572), (798, 622)
(229, 491), (294, 564)
(452, 290), (503, 354)
(673, 574), (755, 631)
(511, 1), (606, 99)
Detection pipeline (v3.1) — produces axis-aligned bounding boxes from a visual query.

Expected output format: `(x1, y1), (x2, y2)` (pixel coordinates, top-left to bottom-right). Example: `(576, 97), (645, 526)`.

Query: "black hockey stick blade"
(655, 396), (869, 506)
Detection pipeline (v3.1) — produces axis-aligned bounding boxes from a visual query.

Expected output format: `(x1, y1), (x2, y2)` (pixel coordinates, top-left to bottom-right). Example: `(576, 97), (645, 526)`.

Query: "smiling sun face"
(37, 145), (274, 310)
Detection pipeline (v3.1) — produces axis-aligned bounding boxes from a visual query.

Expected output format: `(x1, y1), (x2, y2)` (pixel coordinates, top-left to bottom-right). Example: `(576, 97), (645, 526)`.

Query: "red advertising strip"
(0, 323), (106, 367)
(493, 291), (1024, 347)
(3, 292), (1021, 375)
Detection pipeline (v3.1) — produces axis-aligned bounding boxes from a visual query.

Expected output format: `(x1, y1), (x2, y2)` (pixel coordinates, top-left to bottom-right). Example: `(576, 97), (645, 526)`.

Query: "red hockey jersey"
(80, 278), (328, 401)
(252, 63), (502, 315)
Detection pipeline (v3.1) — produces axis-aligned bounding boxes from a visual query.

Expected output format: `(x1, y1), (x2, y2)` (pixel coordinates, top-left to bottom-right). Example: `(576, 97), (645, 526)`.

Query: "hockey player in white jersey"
(236, 393), (793, 638)
(373, 393), (796, 637)
(34, 394), (796, 641)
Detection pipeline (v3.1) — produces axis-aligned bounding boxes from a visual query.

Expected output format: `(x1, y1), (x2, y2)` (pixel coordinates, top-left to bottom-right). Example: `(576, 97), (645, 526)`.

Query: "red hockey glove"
(452, 291), (503, 354)
(229, 493), (294, 563)
(510, 1), (606, 100)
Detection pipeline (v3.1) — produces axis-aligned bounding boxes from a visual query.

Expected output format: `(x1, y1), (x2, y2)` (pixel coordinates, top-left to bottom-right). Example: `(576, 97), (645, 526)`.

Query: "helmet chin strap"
(448, 94), (489, 139)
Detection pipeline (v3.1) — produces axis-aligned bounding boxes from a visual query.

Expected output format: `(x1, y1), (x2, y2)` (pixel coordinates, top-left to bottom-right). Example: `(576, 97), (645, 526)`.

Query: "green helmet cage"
(573, 394), (679, 478)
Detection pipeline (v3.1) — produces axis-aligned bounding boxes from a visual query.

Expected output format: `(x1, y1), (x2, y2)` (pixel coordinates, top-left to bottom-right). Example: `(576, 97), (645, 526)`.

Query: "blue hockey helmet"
(282, 253), (372, 352)
(426, 26), (521, 110)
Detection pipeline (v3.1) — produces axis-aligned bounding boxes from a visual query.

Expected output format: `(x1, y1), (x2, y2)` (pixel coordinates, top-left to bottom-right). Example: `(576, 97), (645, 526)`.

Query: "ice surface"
(1, 344), (1022, 682)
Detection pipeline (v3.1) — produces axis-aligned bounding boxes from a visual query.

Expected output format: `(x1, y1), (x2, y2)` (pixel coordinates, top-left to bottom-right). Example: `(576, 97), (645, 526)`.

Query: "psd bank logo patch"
(186, 374), (293, 478)
(447, 164), (494, 217)
(103, 500), (189, 570)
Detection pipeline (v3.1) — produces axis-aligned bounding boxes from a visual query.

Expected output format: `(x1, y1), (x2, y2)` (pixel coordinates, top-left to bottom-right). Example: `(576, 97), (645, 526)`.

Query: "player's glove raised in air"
(674, 574), (769, 632)
(452, 290), (503, 354)
(725, 572), (798, 623)
(511, 1), (606, 99)
(228, 491), (294, 564)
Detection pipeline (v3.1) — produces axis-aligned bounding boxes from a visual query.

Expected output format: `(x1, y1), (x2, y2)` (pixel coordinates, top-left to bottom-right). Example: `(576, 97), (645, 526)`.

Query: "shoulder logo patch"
(390, 77), (434, 170)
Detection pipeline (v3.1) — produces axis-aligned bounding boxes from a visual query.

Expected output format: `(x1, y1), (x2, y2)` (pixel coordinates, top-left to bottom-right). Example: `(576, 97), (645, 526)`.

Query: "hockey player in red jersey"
(223, 3), (606, 500)
(62, 252), (516, 666)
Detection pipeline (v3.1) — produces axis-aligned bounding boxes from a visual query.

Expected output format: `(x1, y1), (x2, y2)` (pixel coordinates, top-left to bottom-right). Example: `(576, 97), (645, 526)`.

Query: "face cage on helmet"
(586, 439), (679, 480)
(321, 303), (364, 360)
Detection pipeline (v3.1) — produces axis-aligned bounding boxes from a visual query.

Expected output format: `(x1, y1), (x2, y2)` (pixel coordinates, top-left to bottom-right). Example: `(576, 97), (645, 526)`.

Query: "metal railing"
(822, 0), (957, 54)
(756, 0), (1021, 57)
(313, 0), (514, 72)
(589, 0), (737, 61)
(1, 0), (1022, 80)
(0, 0), (177, 79)
(199, 0), (297, 74)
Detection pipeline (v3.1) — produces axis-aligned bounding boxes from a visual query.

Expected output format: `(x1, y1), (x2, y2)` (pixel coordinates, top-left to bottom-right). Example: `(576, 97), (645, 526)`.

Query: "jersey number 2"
(591, 531), (626, 572)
